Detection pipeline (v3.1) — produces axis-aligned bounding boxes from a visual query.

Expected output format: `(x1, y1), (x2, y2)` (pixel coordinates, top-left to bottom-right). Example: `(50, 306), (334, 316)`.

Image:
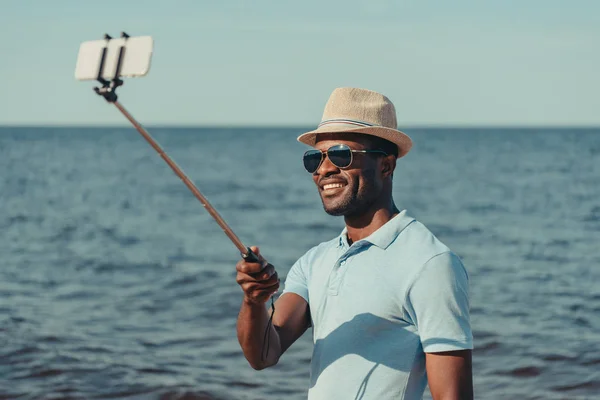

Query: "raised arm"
(236, 246), (310, 370)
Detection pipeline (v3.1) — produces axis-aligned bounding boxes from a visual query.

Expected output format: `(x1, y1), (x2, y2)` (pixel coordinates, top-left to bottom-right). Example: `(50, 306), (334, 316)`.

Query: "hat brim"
(297, 125), (412, 158)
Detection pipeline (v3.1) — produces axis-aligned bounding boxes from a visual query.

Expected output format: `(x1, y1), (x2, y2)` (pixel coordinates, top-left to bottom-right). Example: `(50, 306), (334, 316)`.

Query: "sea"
(1, 126), (599, 400)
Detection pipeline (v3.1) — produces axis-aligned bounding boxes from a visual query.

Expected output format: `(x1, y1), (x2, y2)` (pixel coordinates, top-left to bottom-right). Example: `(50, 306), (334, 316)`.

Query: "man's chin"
(323, 207), (345, 216)
(321, 194), (375, 218)
(322, 200), (353, 216)
(320, 189), (362, 216)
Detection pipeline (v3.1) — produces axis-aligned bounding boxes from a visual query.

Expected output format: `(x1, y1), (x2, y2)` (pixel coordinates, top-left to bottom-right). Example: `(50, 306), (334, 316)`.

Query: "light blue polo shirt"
(282, 210), (473, 400)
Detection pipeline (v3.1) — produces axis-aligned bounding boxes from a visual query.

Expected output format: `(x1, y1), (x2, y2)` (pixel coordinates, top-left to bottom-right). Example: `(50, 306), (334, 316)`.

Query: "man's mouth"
(320, 181), (347, 194)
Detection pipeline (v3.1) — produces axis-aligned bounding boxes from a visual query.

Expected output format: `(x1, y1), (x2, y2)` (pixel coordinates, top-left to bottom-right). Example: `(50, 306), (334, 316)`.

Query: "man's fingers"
(260, 279), (280, 292)
(248, 246), (267, 266)
(242, 280), (281, 303)
(235, 245), (279, 305)
(236, 259), (264, 274)
(239, 277), (280, 293)
(255, 264), (275, 280)
(249, 245), (261, 257)
(236, 262), (275, 280)
(236, 270), (279, 286)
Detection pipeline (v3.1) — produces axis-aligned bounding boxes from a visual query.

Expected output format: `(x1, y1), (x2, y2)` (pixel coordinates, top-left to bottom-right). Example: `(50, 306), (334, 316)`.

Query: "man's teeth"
(323, 183), (345, 190)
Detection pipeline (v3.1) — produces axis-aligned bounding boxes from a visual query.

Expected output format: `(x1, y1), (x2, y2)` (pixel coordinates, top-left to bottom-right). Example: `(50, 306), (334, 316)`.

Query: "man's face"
(311, 134), (386, 217)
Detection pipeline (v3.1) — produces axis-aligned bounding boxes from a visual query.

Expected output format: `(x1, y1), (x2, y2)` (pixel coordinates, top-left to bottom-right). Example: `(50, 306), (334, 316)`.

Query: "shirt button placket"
(328, 254), (350, 296)
(328, 242), (367, 296)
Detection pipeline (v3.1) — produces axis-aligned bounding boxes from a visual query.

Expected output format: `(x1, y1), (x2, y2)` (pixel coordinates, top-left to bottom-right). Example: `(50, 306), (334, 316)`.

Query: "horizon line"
(1, 123), (600, 130)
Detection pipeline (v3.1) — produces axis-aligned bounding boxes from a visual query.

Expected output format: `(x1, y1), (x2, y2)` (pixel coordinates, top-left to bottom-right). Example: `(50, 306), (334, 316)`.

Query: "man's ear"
(381, 155), (396, 178)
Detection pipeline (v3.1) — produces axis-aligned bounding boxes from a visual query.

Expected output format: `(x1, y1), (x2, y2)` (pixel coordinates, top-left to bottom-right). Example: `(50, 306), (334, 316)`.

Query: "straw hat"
(297, 87), (412, 158)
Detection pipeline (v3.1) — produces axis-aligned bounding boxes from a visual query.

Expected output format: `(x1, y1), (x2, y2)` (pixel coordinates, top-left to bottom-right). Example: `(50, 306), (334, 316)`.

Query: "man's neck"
(344, 202), (399, 245)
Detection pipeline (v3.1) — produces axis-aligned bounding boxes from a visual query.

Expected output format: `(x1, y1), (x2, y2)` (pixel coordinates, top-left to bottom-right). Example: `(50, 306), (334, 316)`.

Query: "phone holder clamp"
(93, 32), (129, 103)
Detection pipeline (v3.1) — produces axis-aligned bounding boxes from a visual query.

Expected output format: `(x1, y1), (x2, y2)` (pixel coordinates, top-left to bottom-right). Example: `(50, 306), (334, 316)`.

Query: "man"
(236, 87), (473, 399)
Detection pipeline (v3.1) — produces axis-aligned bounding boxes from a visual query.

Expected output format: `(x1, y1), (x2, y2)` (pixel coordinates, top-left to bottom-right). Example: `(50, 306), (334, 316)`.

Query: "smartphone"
(75, 35), (153, 81)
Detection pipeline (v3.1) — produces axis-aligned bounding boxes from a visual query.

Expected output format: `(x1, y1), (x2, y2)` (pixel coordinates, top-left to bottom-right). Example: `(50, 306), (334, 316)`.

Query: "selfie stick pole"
(92, 32), (260, 263)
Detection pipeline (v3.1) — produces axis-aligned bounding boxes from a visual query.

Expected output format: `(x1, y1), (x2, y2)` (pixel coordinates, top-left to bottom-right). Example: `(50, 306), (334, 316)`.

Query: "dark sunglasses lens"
(327, 144), (352, 168)
(303, 151), (323, 173)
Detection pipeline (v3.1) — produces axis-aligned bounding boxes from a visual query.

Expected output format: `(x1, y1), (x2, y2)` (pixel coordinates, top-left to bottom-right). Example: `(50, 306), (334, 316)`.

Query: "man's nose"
(315, 154), (340, 176)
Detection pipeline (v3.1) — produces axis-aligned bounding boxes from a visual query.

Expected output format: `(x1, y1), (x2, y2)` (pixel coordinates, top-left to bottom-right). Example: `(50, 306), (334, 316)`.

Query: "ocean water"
(1, 126), (599, 400)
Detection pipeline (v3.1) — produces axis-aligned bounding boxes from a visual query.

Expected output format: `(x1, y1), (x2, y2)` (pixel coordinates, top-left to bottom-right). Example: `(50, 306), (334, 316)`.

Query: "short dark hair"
(364, 135), (399, 158)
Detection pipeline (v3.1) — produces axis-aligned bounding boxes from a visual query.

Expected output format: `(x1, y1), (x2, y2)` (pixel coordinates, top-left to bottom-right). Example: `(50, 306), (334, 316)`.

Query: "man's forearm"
(237, 299), (282, 370)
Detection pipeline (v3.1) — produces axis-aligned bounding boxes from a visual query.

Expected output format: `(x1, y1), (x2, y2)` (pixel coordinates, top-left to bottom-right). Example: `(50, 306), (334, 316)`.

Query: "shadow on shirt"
(309, 312), (424, 397)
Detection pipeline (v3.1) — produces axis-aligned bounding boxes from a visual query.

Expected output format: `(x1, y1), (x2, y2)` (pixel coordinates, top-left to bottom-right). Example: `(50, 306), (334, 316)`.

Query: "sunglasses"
(303, 144), (389, 173)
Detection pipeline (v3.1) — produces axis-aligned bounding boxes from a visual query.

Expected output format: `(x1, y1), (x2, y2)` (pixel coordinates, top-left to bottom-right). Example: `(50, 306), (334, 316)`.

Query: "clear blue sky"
(0, 0), (598, 126)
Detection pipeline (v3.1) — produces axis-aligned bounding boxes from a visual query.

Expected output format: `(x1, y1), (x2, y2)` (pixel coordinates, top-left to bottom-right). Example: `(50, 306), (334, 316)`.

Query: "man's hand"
(235, 246), (310, 370)
(236, 246), (280, 304)
(236, 246), (282, 370)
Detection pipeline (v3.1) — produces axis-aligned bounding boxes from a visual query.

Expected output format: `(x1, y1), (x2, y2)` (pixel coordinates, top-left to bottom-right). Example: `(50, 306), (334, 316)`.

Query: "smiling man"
(236, 88), (474, 400)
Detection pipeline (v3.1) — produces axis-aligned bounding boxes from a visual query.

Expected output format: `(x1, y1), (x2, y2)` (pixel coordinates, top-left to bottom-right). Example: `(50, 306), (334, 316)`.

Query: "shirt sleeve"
(282, 256), (309, 304)
(405, 251), (473, 353)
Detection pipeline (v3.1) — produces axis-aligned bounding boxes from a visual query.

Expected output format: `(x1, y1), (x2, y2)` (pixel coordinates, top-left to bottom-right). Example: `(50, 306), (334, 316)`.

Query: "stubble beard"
(321, 174), (379, 217)
(321, 186), (359, 216)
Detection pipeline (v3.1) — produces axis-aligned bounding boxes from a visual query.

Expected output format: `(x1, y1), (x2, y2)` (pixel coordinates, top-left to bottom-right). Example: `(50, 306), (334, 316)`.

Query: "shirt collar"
(337, 209), (415, 250)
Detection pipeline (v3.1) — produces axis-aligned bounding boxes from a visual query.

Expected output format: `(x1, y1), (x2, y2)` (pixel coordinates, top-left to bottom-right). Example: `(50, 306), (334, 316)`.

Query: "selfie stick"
(89, 32), (276, 362)
(92, 32), (260, 264)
